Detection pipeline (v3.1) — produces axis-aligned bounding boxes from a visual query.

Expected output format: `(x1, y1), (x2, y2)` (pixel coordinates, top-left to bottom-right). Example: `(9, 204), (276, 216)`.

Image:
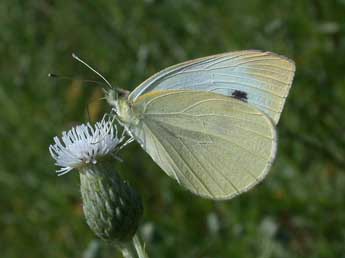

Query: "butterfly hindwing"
(128, 90), (277, 199)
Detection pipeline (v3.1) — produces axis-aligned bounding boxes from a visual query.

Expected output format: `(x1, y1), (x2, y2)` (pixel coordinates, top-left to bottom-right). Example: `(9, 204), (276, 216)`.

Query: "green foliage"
(1, 1), (345, 257)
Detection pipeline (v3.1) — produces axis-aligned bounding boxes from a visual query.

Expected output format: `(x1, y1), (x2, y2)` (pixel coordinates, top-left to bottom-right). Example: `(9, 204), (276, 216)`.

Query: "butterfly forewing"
(128, 50), (295, 125)
(129, 90), (277, 199)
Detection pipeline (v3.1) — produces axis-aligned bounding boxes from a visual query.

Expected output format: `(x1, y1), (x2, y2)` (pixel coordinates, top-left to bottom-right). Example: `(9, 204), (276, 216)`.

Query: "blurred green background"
(1, 1), (345, 257)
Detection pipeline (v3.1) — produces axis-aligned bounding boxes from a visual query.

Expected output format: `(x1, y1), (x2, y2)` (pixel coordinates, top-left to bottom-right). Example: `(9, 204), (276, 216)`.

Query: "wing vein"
(147, 113), (274, 140)
(202, 52), (265, 69)
(177, 137), (231, 195)
(213, 72), (290, 86)
(146, 121), (214, 196)
(149, 118), (270, 160)
(162, 79), (286, 98)
(147, 123), (181, 184)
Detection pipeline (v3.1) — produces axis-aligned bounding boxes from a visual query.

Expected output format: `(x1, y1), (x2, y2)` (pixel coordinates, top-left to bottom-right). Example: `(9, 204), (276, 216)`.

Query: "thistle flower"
(49, 116), (122, 175)
(49, 116), (143, 243)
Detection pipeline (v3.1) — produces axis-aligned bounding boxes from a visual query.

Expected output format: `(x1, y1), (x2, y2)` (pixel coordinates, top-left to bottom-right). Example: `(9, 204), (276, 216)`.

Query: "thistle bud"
(80, 160), (143, 242)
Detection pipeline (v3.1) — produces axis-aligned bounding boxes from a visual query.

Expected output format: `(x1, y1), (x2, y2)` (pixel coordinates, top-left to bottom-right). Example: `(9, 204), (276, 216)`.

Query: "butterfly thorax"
(115, 98), (140, 127)
(105, 89), (139, 126)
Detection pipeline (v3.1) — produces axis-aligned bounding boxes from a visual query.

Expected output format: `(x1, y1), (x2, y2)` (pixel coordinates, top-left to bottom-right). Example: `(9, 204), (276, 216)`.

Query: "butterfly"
(80, 50), (295, 200)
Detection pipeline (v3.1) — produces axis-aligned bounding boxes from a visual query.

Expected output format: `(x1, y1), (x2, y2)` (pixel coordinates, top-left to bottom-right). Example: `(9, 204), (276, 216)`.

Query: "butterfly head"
(104, 88), (129, 107)
(104, 88), (118, 107)
(104, 88), (137, 126)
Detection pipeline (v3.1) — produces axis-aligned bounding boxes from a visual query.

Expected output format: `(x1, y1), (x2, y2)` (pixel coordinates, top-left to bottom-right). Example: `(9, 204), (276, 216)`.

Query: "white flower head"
(49, 116), (126, 176)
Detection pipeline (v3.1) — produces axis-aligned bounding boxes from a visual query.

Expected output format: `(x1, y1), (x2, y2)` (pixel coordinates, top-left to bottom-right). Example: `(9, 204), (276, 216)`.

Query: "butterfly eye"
(118, 89), (130, 99)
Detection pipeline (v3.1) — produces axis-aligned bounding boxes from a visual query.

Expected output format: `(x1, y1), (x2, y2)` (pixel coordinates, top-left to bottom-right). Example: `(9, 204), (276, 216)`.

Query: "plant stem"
(133, 234), (149, 258)
(117, 242), (136, 258)
(116, 234), (149, 258)
(120, 245), (135, 258)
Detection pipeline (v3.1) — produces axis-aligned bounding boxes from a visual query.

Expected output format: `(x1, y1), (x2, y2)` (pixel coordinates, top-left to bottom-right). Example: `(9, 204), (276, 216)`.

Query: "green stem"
(116, 234), (149, 258)
(120, 246), (135, 258)
(117, 242), (136, 258)
(133, 234), (150, 258)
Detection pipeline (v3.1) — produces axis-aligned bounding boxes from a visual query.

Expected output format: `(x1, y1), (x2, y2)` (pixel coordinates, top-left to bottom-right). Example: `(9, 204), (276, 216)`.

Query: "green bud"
(80, 160), (143, 242)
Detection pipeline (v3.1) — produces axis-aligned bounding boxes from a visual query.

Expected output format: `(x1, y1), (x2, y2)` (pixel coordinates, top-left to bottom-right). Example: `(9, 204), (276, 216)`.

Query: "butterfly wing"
(129, 90), (277, 200)
(128, 50), (295, 125)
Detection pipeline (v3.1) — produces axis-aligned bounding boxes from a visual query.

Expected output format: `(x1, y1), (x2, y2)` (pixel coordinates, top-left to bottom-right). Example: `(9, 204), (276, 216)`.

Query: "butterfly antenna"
(48, 73), (108, 87)
(72, 53), (113, 89)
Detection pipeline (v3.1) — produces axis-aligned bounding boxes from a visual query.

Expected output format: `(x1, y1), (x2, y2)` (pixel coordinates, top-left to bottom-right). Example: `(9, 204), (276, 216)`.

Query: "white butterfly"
(76, 50), (295, 200)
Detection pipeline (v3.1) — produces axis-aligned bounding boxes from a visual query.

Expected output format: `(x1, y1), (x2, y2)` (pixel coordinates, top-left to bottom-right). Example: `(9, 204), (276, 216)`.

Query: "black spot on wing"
(231, 90), (248, 102)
